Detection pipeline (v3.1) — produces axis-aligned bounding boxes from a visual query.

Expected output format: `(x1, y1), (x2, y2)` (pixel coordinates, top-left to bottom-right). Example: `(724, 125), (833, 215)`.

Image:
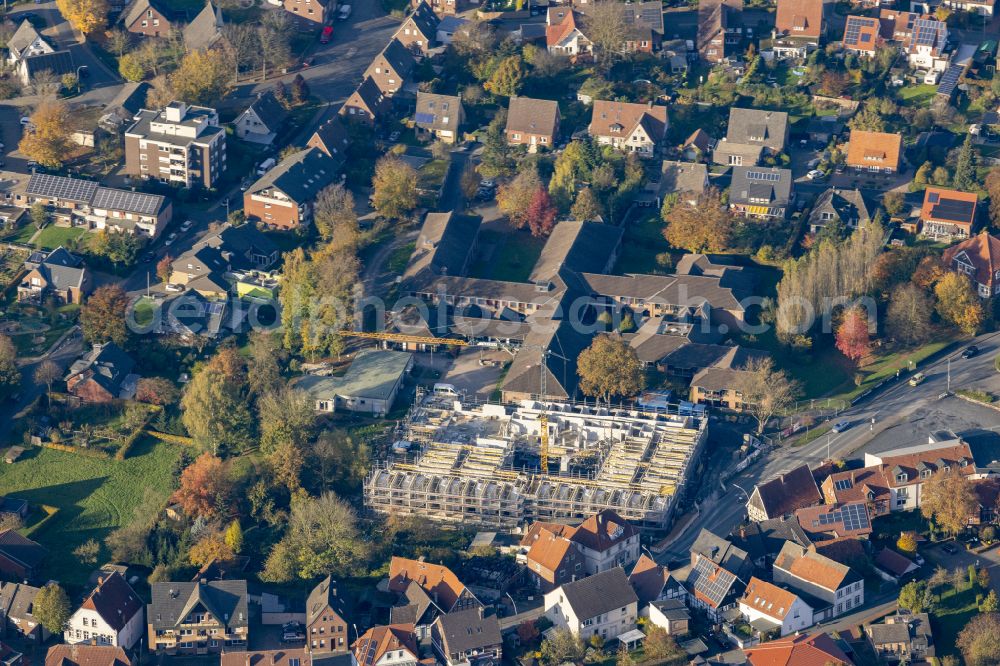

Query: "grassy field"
(132, 296), (156, 328)
(897, 84), (937, 107)
(930, 586), (979, 661)
(0, 439), (181, 587)
(614, 212), (670, 275)
(386, 242), (416, 275)
(469, 230), (545, 283)
(33, 225), (86, 250)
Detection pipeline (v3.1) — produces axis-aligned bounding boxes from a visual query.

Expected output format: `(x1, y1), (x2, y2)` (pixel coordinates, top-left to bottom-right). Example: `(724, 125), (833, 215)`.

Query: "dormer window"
(921, 469), (931, 478)
(896, 473), (907, 483)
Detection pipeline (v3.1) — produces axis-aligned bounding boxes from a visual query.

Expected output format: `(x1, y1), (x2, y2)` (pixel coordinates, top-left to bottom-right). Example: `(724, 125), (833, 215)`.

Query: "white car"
(165, 283), (184, 292)
(180, 219), (193, 231)
(164, 232), (177, 246)
(806, 169), (825, 180)
(19, 117), (31, 126)
(338, 4), (351, 19)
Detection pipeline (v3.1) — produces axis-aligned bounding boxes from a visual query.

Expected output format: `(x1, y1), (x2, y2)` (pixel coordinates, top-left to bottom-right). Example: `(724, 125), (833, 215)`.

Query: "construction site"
(364, 393), (709, 532)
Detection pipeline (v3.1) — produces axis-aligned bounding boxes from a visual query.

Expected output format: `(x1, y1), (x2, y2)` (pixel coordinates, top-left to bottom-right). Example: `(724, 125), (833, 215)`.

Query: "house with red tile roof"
(352, 624), (419, 666)
(845, 130), (903, 173)
(842, 15), (882, 56)
(744, 632), (853, 666)
(747, 464), (823, 522)
(588, 100), (668, 158)
(863, 440), (978, 512)
(772, 542), (863, 621)
(820, 467), (892, 516)
(45, 645), (132, 666)
(874, 547), (919, 581)
(546, 10), (592, 58)
(795, 502), (873, 540)
(521, 510), (640, 576)
(522, 527), (584, 592)
(942, 230), (1000, 298)
(739, 577), (815, 637)
(773, 0), (824, 57)
(628, 554), (687, 605)
(388, 557), (480, 615)
(921, 188), (979, 241)
(64, 572), (143, 649)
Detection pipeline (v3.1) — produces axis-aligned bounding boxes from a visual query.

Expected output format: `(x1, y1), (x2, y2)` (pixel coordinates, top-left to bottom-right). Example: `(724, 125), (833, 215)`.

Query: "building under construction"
(364, 394), (709, 532)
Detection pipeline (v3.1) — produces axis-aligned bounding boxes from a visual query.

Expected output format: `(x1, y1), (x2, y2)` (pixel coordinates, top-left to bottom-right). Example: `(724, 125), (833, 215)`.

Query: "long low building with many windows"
(364, 394), (708, 532)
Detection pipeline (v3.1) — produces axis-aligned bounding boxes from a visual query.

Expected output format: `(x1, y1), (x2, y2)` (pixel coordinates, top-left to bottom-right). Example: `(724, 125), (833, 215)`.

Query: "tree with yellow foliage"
(56, 0), (109, 35)
(935, 272), (985, 335)
(897, 532), (918, 554)
(18, 101), (72, 168)
(188, 532), (235, 567)
(171, 49), (233, 106)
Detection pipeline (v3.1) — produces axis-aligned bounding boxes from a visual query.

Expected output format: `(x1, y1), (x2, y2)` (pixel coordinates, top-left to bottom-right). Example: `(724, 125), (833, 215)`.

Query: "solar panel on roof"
(414, 112), (436, 124)
(931, 199), (975, 222)
(746, 170), (780, 181)
(27, 174), (98, 203)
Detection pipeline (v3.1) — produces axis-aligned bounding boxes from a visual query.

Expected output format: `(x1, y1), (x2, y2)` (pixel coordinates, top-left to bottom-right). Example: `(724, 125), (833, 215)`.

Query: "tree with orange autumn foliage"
(172, 453), (233, 520)
(835, 306), (872, 362)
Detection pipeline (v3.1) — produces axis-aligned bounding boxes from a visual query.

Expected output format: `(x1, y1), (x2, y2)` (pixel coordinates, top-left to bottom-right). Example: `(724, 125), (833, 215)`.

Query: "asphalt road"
(660, 331), (1000, 563)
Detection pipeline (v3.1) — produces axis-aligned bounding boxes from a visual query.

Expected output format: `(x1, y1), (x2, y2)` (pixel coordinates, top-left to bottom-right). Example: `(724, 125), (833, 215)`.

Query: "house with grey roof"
(714, 108), (789, 166)
(339, 76), (388, 126)
(729, 166), (793, 220)
(147, 580), (249, 654)
(298, 350), (414, 416)
(306, 576), (349, 654)
(0, 531), (46, 583)
(18, 247), (89, 305)
(17, 49), (74, 87)
(6, 20), (53, 65)
(0, 583), (48, 643)
(234, 90), (289, 146)
(99, 82), (152, 131)
(689, 346), (769, 409)
(866, 612), (934, 663)
(730, 518), (813, 570)
(243, 147), (339, 230)
(543, 567), (639, 640)
(66, 343), (139, 403)
(363, 38), (417, 96)
(395, 0), (440, 54)
(431, 609), (502, 666)
(685, 529), (750, 621)
(807, 187), (872, 233)
(167, 222), (279, 298)
(23, 173), (171, 237)
(306, 117), (350, 165)
(655, 160), (709, 207)
(414, 92), (464, 143)
(183, 1), (224, 52)
(403, 211), (481, 287)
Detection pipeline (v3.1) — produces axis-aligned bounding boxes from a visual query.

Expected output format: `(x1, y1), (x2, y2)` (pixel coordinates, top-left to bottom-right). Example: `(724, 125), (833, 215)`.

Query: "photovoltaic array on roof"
(26, 174), (99, 203)
(690, 557), (736, 605)
(814, 503), (870, 531)
(92, 187), (163, 215)
(937, 64), (963, 97)
(931, 198), (975, 222)
(414, 112), (436, 124)
(833, 478), (853, 491)
(746, 170), (780, 182)
(844, 16), (876, 45)
(913, 18), (942, 47)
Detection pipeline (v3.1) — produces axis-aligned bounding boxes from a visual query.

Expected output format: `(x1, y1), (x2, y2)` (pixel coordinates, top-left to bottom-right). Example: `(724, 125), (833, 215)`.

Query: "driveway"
(440, 348), (509, 400)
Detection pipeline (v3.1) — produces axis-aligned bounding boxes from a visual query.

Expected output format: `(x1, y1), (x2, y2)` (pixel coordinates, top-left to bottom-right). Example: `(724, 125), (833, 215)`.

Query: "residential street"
(660, 331), (1000, 564)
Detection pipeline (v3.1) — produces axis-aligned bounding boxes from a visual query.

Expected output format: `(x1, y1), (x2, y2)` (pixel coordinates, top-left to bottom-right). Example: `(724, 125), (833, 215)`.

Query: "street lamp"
(505, 592), (518, 615)
(729, 481), (750, 502)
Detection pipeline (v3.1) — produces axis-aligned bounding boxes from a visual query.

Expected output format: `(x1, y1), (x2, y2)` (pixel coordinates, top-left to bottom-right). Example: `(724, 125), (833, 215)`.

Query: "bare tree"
(732, 357), (800, 435)
(31, 70), (61, 97)
(34, 360), (62, 397)
(106, 27), (131, 58)
(583, 1), (628, 65)
(223, 23), (258, 82)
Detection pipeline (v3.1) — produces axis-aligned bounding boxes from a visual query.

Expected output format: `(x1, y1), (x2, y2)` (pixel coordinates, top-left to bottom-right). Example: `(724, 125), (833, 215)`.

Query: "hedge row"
(39, 441), (111, 459)
(144, 430), (196, 446)
(21, 504), (59, 539)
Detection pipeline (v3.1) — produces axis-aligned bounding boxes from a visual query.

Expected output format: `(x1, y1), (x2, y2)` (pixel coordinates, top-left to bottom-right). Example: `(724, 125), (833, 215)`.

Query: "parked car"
(338, 4), (351, 19)
(320, 25), (333, 43)
(302, 56), (315, 68)
(961, 345), (979, 359)
(142, 252), (155, 263)
(19, 117), (32, 126)
(256, 157), (276, 175)
(831, 420), (851, 433)
(165, 282), (184, 292)
(282, 622), (305, 642)
(164, 232), (177, 246)
(909, 372), (926, 387)
(180, 219), (194, 232)
(480, 178), (496, 189)
(806, 169), (825, 180)
(942, 543), (957, 554)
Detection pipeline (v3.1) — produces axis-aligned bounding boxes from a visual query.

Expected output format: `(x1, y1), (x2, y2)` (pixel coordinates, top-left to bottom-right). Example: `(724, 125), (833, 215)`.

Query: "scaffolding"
(364, 395), (709, 532)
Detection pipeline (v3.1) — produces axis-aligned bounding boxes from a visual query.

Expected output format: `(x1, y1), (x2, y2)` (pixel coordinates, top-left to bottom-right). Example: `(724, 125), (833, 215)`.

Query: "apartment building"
(305, 576), (348, 654)
(125, 101), (227, 189)
(243, 147), (339, 230)
(147, 580), (248, 654)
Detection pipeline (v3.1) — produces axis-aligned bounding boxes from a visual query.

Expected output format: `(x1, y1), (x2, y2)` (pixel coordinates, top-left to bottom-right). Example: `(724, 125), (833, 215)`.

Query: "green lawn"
(930, 587), (979, 661)
(614, 212), (670, 275)
(418, 159), (449, 191)
(10, 222), (38, 245)
(32, 225), (86, 250)
(0, 439), (181, 587)
(387, 242), (416, 275)
(469, 230), (546, 283)
(897, 84), (937, 107)
(132, 296), (156, 328)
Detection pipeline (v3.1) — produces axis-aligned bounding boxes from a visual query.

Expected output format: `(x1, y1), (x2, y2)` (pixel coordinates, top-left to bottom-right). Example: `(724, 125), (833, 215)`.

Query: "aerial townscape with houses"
(3, 0), (1000, 664)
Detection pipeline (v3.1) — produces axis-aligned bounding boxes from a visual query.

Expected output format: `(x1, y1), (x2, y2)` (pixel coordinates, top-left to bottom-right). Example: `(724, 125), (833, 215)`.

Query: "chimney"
(97, 576), (104, 586)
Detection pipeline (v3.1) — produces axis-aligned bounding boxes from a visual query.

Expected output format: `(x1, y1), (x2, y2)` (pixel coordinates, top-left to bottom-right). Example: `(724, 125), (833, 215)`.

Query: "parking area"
(438, 348), (509, 400)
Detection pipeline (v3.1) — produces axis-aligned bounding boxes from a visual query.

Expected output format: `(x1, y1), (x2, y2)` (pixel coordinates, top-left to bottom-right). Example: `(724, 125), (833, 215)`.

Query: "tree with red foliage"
(135, 376), (179, 405)
(835, 306), (871, 362)
(525, 188), (557, 237)
(156, 254), (173, 283)
(172, 453), (233, 519)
